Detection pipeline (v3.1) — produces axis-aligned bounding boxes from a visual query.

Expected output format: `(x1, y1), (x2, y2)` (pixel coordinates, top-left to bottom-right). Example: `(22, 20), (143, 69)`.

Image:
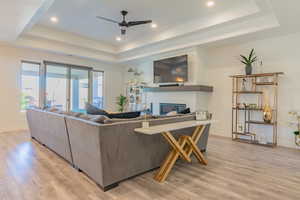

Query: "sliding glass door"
(92, 71), (104, 109)
(70, 68), (89, 112)
(45, 64), (68, 110)
(44, 62), (95, 112)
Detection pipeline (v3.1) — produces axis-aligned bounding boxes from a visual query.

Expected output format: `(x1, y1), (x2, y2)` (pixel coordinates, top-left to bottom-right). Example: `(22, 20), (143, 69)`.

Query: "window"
(20, 60), (104, 112)
(45, 64), (68, 110)
(92, 71), (104, 109)
(44, 62), (95, 112)
(21, 61), (41, 110)
(70, 68), (89, 112)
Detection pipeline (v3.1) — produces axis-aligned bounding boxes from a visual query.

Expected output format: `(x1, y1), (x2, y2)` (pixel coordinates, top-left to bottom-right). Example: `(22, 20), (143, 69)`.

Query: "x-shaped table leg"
(154, 125), (207, 182)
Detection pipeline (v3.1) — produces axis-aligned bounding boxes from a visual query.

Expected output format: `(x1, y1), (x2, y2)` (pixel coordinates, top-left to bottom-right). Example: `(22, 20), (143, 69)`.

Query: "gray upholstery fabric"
(85, 103), (109, 116)
(79, 114), (109, 123)
(65, 114), (210, 188)
(26, 108), (210, 189)
(26, 109), (73, 164)
(65, 118), (104, 185)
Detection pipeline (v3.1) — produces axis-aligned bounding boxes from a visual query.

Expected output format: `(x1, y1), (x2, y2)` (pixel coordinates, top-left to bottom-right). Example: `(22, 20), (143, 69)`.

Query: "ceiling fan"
(96, 10), (152, 35)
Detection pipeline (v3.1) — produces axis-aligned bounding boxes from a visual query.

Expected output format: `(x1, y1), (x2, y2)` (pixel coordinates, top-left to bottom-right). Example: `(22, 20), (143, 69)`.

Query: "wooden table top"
(134, 120), (214, 135)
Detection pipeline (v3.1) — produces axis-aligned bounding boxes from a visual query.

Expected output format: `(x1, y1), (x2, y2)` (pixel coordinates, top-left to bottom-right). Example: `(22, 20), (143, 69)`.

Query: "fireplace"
(160, 103), (186, 115)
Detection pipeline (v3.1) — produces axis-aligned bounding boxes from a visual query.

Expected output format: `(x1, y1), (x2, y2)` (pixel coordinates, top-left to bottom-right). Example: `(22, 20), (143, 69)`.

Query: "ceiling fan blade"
(127, 20), (152, 27)
(96, 16), (119, 24)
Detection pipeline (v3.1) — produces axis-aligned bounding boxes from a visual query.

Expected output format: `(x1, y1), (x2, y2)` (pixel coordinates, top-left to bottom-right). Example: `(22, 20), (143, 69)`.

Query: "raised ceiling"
(2, 0), (300, 63)
(37, 0), (256, 46)
(0, 0), (53, 41)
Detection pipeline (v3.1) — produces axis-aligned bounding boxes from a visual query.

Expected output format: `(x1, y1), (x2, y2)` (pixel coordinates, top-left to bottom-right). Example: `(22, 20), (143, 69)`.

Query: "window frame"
(91, 70), (105, 109)
(20, 60), (42, 111)
(20, 60), (105, 112)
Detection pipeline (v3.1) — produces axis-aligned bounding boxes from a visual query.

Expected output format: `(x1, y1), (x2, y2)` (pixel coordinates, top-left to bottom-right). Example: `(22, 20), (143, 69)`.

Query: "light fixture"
(50, 16), (58, 23)
(206, 1), (215, 7)
(151, 23), (157, 28)
(116, 36), (121, 41)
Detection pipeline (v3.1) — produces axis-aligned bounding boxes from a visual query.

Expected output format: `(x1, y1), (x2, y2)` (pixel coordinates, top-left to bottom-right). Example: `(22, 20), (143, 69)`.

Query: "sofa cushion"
(79, 114), (110, 123)
(179, 108), (191, 114)
(57, 111), (82, 117)
(45, 107), (60, 112)
(166, 111), (178, 116)
(108, 111), (141, 119)
(85, 103), (109, 116)
(103, 118), (132, 124)
(103, 114), (154, 124)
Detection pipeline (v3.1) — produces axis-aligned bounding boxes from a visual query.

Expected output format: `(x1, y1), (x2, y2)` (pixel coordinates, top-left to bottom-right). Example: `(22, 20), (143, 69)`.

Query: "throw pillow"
(179, 108), (191, 114)
(79, 114), (110, 123)
(166, 111), (177, 116)
(103, 118), (133, 124)
(64, 111), (82, 117)
(79, 114), (94, 120)
(91, 115), (110, 123)
(45, 107), (60, 112)
(85, 103), (109, 116)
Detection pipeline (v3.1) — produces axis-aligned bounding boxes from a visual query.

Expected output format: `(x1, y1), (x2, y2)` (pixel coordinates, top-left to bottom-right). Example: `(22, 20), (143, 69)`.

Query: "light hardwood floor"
(0, 131), (300, 200)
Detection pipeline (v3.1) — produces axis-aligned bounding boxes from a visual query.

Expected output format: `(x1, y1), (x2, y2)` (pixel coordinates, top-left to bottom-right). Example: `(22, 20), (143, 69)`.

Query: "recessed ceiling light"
(50, 16), (58, 23)
(151, 23), (157, 28)
(206, 1), (215, 7)
(116, 36), (121, 41)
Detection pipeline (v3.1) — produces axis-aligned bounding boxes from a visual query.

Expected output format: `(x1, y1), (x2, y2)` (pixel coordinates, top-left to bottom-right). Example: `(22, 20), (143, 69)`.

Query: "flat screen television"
(153, 55), (188, 83)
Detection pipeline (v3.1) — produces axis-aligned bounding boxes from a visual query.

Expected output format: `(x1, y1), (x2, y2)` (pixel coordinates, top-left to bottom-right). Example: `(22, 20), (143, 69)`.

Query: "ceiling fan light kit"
(97, 10), (152, 36)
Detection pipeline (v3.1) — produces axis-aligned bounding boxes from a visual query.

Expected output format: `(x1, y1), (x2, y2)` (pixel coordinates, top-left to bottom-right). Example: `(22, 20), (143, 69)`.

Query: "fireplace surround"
(160, 103), (186, 115)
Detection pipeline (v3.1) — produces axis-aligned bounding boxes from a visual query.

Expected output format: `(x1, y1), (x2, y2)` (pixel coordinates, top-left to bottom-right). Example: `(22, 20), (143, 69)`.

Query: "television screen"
(154, 55), (188, 83)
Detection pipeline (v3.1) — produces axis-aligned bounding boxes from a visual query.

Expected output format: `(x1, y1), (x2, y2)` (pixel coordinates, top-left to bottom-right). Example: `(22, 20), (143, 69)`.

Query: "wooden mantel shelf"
(143, 85), (213, 92)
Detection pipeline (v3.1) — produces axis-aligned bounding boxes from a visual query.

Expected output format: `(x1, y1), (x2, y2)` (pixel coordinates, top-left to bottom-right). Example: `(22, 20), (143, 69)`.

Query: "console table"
(135, 120), (213, 182)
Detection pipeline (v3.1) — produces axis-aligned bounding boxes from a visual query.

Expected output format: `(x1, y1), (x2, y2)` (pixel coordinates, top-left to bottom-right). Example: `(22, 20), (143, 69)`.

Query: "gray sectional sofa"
(26, 108), (211, 191)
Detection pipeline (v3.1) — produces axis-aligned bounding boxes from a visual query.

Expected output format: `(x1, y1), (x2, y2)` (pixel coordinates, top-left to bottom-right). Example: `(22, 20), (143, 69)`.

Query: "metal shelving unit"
(230, 72), (283, 147)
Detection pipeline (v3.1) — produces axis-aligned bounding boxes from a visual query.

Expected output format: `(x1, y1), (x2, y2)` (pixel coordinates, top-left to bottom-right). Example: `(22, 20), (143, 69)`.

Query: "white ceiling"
(36, 0), (256, 46)
(0, 0), (53, 41)
(2, 0), (300, 63)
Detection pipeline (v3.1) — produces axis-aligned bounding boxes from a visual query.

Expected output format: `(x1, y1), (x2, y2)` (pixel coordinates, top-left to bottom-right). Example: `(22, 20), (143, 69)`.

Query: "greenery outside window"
(20, 61), (41, 110)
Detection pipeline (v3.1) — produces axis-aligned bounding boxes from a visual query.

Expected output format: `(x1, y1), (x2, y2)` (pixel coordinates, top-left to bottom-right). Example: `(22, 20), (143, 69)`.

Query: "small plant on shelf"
(240, 49), (257, 75)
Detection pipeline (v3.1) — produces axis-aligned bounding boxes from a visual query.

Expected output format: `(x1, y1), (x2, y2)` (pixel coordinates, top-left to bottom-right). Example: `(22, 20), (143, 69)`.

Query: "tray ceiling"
(2, 0), (300, 63)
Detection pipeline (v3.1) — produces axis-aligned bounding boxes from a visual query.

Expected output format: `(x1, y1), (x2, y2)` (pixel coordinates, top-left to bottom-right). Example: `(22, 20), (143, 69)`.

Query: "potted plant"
(240, 49), (257, 75)
(116, 94), (127, 112)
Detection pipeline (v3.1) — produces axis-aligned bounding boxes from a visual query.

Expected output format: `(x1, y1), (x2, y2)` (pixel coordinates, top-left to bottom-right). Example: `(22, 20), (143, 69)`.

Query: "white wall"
(4, 30), (299, 149)
(123, 47), (212, 115)
(206, 32), (300, 149)
(0, 44), (124, 133)
(124, 31), (300, 149)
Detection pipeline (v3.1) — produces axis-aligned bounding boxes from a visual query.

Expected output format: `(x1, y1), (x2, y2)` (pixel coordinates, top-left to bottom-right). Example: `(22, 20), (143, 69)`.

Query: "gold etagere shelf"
(230, 72), (283, 147)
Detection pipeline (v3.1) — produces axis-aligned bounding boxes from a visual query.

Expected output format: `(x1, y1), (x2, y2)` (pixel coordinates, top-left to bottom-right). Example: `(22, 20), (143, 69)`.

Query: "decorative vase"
(245, 64), (252, 75)
(263, 104), (272, 123)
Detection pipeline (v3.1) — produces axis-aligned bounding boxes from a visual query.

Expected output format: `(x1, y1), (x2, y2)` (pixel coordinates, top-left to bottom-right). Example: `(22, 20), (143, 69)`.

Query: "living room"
(1, 0), (300, 199)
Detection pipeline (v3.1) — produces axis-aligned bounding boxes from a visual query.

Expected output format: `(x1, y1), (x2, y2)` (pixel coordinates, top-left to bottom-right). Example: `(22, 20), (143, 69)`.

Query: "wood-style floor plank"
(0, 131), (299, 200)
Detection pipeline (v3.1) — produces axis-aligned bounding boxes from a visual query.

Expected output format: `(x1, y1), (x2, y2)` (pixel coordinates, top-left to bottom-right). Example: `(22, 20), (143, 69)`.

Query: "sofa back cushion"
(79, 114), (110, 123)
(85, 103), (109, 116)
(108, 111), (141, 119)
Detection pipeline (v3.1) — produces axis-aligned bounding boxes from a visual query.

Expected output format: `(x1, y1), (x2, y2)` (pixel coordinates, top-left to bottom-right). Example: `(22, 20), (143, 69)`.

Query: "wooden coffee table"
(135, 120), (213, 182)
